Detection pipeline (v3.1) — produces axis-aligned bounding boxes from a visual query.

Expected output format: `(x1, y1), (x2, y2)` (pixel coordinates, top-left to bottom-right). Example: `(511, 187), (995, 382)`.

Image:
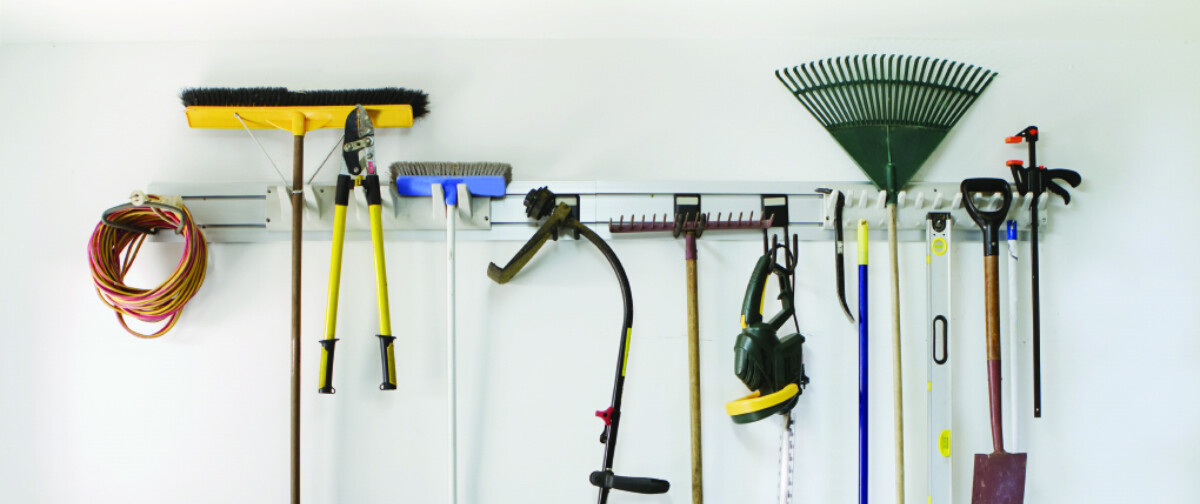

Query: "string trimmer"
(1005, 126), (1081, 418)
(777, 55), (995, 503)
(488, 187), (669, 503)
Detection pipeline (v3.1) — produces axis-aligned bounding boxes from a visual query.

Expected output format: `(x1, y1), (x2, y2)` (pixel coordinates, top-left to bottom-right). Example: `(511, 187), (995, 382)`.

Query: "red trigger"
(595, 407), (613, 426)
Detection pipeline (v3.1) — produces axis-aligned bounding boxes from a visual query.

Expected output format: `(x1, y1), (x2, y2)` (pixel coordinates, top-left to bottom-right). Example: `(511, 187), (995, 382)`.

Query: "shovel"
(961, 178), (1026, 504)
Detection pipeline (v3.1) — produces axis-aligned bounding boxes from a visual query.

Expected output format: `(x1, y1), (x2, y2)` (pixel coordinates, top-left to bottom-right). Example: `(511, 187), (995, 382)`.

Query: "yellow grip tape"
(857, 219), (869, 265)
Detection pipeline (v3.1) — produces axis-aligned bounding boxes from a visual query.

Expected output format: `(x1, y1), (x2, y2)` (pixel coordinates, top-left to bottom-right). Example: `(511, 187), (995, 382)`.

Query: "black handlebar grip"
(378, 335), (397, 391)
(589, 471), (670, 494)
(317, 339), (339, 394)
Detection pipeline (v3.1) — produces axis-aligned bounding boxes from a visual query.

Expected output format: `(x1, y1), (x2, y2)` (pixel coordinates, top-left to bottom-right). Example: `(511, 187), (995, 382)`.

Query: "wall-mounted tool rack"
(146, 180), (1055, 244)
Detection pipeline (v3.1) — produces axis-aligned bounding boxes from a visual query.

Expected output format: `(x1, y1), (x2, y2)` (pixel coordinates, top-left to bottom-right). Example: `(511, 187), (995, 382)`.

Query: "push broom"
(392, 162), (513, 504)
(777, 55), (995, 503)
(181, 87), (428, 504)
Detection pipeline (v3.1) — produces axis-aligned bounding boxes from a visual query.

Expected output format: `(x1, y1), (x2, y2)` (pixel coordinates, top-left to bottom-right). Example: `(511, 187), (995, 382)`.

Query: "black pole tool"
(488, 187), (670, 503)
(1005, 126), (1081, 418)
(816, 188), (854, 322)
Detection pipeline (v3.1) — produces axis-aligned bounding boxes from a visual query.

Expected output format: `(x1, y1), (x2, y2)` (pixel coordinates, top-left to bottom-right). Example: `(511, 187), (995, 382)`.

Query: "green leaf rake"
(777, 54), (995, 504)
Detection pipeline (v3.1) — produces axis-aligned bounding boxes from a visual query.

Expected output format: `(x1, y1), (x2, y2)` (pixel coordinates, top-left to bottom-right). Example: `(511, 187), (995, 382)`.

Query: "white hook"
(897, 190), (907, 208)
(951, 192), (963, 210)
(932, 192), (944, 210)
(859, 189), (871, 209)
(457, 183), (472, 218)
(915, 191), (926, 209)
(875, 190), (887, 210)
(1037, 192), (1050, 211)
(303, 184), (322, 218)
(431, 183), (446, 218)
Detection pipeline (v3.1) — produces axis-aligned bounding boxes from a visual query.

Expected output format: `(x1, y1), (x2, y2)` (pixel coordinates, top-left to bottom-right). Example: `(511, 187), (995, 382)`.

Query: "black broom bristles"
(180, 87), (429, 118)
(776, 55), (995, 131)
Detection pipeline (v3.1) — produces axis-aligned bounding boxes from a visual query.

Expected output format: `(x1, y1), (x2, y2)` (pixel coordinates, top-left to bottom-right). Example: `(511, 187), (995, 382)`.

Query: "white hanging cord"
(307, 135), (345, 185)
(234, 113), (289, 188)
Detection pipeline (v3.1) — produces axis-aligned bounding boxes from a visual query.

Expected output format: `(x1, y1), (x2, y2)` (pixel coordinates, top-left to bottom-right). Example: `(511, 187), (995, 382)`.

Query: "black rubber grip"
(318, 339), (339, 394)
(589, 471), (670, 494)
(362, 175), (383, 206)
(334, 174), (353, 206)
(378, 335), (397, 390)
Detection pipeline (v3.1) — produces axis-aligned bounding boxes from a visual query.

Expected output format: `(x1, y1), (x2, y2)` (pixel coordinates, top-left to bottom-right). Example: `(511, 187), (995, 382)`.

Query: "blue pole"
(857, 220), (869, 504)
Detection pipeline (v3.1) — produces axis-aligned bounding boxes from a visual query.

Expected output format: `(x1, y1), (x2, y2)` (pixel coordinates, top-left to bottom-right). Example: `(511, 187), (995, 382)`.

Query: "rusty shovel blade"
(971, 451), (1027, 504)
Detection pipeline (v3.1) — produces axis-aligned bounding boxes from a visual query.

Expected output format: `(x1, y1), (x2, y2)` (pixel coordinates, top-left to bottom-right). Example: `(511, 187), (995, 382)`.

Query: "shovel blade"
(971, 452), (1027, 504)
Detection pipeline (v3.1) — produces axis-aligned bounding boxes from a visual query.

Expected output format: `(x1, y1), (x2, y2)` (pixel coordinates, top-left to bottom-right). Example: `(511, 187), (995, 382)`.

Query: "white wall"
(1, 3), (1198, 504)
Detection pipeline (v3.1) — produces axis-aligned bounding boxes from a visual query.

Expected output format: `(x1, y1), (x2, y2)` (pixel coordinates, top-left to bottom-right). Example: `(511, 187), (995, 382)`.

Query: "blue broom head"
(391, 162), (513, 205)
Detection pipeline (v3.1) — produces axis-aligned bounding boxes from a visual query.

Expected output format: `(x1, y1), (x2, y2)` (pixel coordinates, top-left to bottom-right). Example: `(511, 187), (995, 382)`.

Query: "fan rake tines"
(776, 55), (996, 131)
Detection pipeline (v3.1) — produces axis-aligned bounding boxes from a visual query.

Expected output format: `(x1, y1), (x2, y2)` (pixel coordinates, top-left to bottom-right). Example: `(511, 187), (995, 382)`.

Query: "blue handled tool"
(857, 220), (869, 504)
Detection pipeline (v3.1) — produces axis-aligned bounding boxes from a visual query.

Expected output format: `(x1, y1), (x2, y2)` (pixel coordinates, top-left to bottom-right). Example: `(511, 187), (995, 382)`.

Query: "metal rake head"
(609, 212), (773, 238)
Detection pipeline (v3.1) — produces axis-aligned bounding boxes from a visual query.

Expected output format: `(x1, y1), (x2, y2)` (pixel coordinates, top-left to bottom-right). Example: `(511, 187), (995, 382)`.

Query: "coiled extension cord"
(88, 193), (208, 338)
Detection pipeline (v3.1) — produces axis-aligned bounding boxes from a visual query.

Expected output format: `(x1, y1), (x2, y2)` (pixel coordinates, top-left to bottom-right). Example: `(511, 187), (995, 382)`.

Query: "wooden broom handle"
(291, 135), (303, 504)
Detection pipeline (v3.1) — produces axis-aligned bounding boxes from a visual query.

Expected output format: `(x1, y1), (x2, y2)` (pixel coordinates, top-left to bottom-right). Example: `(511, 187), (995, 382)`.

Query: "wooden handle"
(887, 205), (905, 504)
(685, 233), (703, 504)
(290, 134), (303, 504)
(984, 254), (1006, 452)
(985, 256), (1001, 361)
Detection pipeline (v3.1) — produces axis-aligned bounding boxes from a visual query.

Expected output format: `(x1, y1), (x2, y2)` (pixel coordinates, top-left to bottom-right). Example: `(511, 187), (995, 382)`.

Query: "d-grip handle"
(589, 470), (670, 494)
(960, 178), (1013, 256)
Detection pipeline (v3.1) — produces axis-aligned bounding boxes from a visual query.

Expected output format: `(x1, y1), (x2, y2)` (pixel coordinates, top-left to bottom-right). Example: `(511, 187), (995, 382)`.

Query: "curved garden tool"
(181, 87), (427, 504)
(961, 178), (1025, 504)
(816, 188), (854, 322)
(778, 55), (995, 503)
(488, 187), (669, 503)
(1005, 125), (1081, 418)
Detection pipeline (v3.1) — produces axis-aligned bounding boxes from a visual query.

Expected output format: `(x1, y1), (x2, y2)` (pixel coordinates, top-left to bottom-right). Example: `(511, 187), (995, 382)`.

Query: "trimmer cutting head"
(777, 55), (996, 200)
